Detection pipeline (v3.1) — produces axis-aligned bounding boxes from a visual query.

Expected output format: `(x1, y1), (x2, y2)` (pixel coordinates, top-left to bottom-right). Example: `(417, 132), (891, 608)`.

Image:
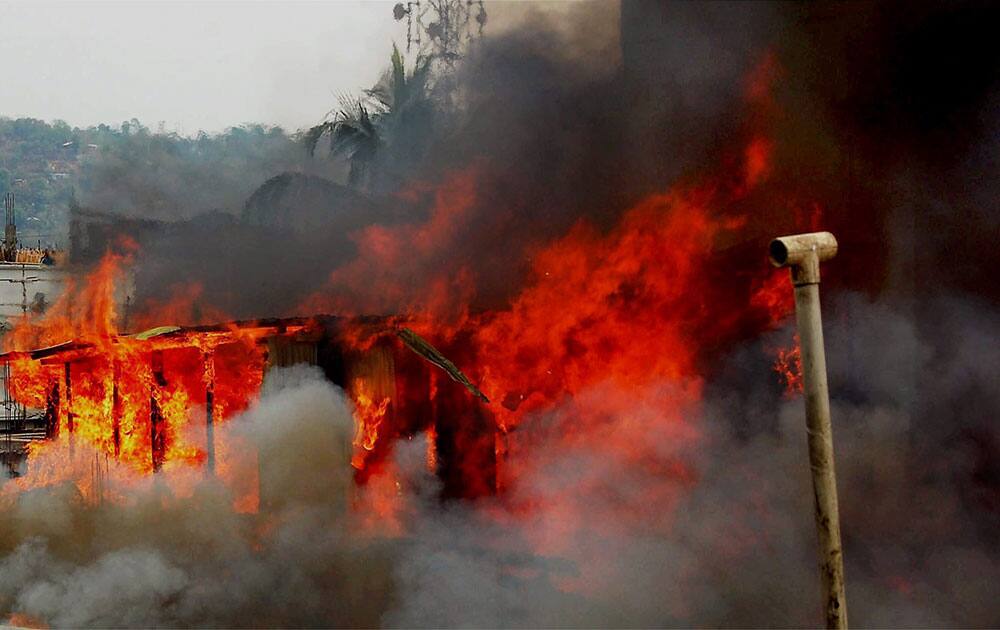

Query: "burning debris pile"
(1, 1), (999, 627)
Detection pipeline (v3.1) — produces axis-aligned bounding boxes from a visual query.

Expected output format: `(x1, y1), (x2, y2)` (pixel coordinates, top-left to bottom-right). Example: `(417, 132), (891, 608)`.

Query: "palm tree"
(304, 97), (382, 188)
(305, 45), (434, 191)
(367, 44), (432, 124)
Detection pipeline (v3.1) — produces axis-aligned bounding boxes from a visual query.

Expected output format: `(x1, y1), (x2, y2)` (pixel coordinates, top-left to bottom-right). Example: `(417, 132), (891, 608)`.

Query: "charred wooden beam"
(111, 360), (121, 458)
(203, 350), (215, 474)
(149, 350), (167, 472)
(396, 327), (489, 403)
(64, 362), (74, 456)
(433, 382), (497, 500)
(44, 379), (59, 440)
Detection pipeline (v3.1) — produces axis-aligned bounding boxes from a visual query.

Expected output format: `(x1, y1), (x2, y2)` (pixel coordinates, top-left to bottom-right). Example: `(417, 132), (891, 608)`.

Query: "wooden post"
(112, 359), (121, 458)
(44, 379), (60, 440)
(64, 362), (74, 456)
(203, 350), (216, 474)
(149, 351), (166, 472)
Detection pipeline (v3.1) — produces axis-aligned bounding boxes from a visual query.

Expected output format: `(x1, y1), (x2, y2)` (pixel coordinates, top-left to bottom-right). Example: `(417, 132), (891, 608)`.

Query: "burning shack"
(0, 315), (497, 501)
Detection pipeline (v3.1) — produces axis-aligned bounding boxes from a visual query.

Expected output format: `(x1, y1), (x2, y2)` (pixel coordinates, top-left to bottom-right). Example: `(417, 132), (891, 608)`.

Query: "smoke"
(124, 1), (783, 320)
(119, 1), (1000, 318)
(75, 125), (321, 223)
(6, 0), (999, 626)
(0, 366), (397, 627)
(2, 293), (999, 627)
(381, 291), (1000, 627)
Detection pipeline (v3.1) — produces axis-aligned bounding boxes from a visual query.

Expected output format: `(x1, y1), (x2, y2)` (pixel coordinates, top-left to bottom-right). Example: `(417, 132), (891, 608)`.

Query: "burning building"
(0, 1), (997, 627)
(0, 313), (497, 502)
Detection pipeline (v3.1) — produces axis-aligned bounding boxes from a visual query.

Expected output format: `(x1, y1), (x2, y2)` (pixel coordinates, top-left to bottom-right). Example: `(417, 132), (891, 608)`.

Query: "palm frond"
(390, 43), (407, 111)
(303, 121), (333, 157)
(305, 43), (438, 191)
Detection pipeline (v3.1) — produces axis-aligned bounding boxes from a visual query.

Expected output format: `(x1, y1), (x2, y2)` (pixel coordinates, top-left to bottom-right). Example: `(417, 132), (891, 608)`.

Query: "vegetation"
(305, 45), (436, 192)
(0, 118), (311, 242)
(78, 121), (310, 222)
(0, 39), (463, 242)
(0, 118), (80, 245)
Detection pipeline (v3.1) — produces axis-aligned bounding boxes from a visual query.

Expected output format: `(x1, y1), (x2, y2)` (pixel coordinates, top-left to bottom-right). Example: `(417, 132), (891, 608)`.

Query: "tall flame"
(2, 249), (266, 498)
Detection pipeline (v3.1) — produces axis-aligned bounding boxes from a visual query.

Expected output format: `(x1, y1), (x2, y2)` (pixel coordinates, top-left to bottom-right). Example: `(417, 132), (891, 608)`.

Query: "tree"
(304, 97), (382, 189)
(305, 45), (434, 192)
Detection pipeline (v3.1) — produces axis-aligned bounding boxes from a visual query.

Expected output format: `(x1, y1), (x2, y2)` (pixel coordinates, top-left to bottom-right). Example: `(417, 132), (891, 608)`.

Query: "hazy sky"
(0, 1), (410, 134)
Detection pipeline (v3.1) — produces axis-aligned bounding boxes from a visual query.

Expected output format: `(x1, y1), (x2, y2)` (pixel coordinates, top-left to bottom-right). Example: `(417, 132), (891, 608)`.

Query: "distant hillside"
(0, 117), (334, 244)
(0, 118), (80, 246)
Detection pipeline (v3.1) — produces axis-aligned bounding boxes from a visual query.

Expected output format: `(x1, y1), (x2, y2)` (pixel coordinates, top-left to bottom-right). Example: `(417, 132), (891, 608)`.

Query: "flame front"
(351, 377), (391, 470)
(2, 251), (266, 495)
(3, 54), (810, 530)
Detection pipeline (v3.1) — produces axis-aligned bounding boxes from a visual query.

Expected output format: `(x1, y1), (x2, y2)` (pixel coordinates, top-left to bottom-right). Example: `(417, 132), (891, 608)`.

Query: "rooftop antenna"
(393, 0), (486, 61)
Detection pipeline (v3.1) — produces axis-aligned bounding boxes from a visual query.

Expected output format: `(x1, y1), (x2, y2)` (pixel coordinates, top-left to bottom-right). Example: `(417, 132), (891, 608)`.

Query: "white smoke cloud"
(0, 365), (397, 627)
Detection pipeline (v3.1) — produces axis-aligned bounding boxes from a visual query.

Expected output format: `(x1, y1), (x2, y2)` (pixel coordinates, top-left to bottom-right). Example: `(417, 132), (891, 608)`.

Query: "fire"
(473, 188), (724, 432)
(0, 51), (817, 542)
(351, 377), (391, 470)
(425, 423), (438, 473)
(744, 137), (773, 189)
(774, 334), (804, 397)
(6, 612), (48, 629)
(466, 109), (796, 434)
(1, 251), (267, 496)
(280, 53), (818, 509)
(460, 149), (797, 498)
(6, 246), (126, 351)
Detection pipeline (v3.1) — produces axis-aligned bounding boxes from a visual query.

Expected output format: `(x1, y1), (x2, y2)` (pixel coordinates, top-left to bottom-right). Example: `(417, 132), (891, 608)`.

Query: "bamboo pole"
(769, 231), (847, 629)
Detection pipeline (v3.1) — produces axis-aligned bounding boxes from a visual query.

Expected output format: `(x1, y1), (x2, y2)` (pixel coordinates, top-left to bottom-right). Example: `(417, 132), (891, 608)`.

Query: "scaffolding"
(0, 263), (42, 317)
(0, 262), (48, 477)
(0, 361), (45, 477)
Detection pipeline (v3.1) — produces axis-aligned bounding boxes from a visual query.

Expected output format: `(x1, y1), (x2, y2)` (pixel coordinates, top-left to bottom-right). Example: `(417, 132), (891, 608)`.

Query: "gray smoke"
(0, 366), (394, 627)
(383, 292), (1000, 627)
(124, 1), (784, 319)
(0, 295), (998, 626)
(5, 1), (999, 626)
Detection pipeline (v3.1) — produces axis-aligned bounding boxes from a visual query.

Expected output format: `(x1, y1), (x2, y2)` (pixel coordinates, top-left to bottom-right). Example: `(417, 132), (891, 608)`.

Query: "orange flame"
(6, 612), (49, 629)
(773, 334), (804, 397)
(3, 249), (266, 497)
(350, 378), (391, 470)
